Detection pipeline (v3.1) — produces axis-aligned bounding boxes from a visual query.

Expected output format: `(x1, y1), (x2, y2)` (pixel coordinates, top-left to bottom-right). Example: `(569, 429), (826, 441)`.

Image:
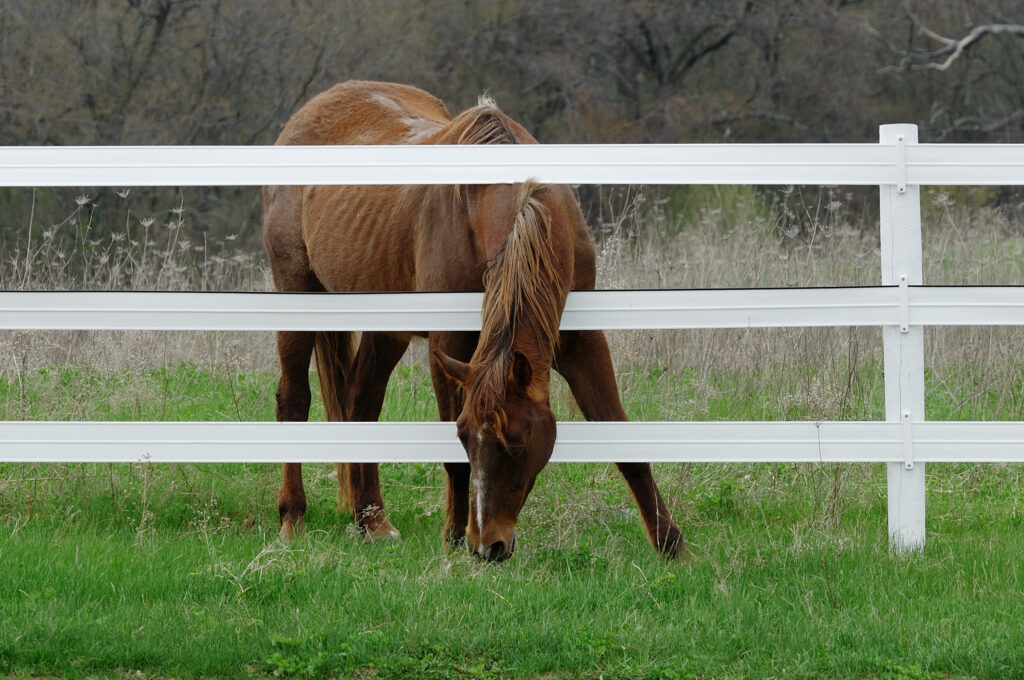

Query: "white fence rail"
(1, 286), (1023, 331)
(6, 421), (1024, 465)
(6, 419), (1024, 466)
(2, 123), (1023, 551)
(2, 142), (1024, 186)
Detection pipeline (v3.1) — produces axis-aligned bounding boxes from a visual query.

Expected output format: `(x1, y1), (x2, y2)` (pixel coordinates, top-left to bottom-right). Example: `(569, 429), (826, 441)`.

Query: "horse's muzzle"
(479, 533), (516, 562)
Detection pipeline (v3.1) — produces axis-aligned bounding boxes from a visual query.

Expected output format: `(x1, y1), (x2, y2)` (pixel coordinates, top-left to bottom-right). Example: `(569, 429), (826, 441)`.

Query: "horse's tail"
(313, 330), (356, 511)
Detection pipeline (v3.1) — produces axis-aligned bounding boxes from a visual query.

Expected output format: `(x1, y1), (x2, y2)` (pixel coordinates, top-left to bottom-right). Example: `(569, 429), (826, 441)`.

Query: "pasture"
(2, 364), (1024, 679)
(2, 186), (1024, 678)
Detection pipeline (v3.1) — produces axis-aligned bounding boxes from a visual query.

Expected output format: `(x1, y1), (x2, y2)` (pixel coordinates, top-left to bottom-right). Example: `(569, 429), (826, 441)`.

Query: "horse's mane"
(440, 95), (522, 206)
(436, 96), (564, 440)
(465, 181), (565, 441)
(446, 94), (520, 146)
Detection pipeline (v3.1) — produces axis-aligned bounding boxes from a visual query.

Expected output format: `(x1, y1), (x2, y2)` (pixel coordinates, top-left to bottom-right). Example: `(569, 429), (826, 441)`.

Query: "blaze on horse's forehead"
(458, 388), (532, 451)
(463, 405), (512, 448)
(463, 393), (549, 458)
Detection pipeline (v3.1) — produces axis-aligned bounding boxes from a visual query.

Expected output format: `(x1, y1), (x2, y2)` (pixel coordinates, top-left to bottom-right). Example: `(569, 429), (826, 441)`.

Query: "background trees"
(2, 0), (1023, 250)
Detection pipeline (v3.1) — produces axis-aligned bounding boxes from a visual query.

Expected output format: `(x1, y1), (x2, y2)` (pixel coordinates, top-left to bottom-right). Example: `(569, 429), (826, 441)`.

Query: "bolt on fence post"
(879, 124), (926, 552)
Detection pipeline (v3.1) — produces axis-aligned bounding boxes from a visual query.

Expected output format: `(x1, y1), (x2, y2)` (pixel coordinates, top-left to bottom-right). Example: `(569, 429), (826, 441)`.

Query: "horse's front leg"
(428, 332), (477, 549)
(555, 330), (688, 558)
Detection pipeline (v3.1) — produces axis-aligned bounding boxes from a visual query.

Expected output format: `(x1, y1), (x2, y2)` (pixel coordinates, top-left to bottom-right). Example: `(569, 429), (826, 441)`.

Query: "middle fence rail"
(2, 287), (1024, 331)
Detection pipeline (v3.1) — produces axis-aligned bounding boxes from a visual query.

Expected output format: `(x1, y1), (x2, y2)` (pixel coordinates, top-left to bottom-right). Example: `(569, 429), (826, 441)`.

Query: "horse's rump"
(275, 80), (451, 147)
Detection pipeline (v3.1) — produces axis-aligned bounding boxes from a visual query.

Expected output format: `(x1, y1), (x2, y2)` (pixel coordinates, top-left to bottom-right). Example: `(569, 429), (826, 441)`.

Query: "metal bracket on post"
(896, 134), (907, 194)
(898, 273), (910, 333)
(902, 410), (914, 470)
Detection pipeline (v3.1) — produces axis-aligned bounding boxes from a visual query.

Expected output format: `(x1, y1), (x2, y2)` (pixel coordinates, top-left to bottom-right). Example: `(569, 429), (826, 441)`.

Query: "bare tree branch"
(913, 22), (1024, 71)
(871, 4), (1024, 73)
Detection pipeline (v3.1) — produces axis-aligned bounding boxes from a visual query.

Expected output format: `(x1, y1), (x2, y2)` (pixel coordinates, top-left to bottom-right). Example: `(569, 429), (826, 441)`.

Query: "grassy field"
(2, 188), (1024, 678)
(1, 363), (1023, 679)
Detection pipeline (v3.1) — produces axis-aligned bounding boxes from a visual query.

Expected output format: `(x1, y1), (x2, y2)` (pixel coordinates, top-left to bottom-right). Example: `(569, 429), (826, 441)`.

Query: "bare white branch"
(871, 3), (1024, 74)
(919, 23), (1024, 71)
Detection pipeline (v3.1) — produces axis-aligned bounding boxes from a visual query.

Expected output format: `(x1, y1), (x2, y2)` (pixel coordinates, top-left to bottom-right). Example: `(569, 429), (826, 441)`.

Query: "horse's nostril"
(483, 541), (508, 562)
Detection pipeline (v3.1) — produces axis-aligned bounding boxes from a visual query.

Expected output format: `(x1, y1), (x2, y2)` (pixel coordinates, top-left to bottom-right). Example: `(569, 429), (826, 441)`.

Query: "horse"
(262, 80), (685, 561)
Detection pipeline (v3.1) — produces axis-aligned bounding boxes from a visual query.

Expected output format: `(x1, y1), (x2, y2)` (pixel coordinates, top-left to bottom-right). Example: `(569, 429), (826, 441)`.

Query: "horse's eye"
(508, 443), (525, 457)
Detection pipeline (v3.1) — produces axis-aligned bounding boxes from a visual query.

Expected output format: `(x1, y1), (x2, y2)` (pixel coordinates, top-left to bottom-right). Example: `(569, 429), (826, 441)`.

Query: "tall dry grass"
(580, 185), (1024, 424)
(0, 192), (276, 376)
(1, 185), (1021, 422)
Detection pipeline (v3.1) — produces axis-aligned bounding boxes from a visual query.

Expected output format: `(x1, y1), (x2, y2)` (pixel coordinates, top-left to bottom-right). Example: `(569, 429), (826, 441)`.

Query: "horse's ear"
(433, 349), (470, 386)
(509, 351), (533, 391)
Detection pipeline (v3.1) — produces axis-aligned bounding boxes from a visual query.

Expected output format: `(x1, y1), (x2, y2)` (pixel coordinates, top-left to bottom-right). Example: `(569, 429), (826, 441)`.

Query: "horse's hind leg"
(554, 330), (688, 559)
(264, 183), (321, 539)
(275, 330), (316, 540)
(341, 331), (410, 540)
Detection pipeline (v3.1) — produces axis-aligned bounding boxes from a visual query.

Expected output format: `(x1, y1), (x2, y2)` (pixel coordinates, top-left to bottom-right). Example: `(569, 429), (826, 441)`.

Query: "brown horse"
(263, 80), (685, 561)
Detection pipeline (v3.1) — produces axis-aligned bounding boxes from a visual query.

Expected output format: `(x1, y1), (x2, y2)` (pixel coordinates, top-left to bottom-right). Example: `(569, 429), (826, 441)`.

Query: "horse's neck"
(470, 181), (572, 400)
(511, 293), (564, 400)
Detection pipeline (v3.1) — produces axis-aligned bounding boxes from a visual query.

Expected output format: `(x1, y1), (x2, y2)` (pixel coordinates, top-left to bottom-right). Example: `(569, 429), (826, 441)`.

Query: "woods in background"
(2, 0), (1023, 250)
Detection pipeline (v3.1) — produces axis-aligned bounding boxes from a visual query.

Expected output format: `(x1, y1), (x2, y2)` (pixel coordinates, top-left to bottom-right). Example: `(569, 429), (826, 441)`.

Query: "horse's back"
(264, 82), (453, 293)
(275, 80), (451, 146)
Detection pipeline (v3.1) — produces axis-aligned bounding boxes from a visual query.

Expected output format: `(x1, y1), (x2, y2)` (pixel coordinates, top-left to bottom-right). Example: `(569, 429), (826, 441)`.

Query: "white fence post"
(879, 124), (926, 552)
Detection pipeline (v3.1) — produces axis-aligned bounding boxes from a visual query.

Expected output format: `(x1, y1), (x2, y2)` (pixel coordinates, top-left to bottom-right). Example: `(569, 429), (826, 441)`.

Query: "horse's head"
(435, 349), (556, 562)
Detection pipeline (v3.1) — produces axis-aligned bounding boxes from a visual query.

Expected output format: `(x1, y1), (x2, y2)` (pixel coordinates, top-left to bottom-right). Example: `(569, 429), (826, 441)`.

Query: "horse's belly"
(302, 186), (418, 293)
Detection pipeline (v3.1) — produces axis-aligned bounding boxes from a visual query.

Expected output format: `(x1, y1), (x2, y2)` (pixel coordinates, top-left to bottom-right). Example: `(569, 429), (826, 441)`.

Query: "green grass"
(1, 363), (1024, 679)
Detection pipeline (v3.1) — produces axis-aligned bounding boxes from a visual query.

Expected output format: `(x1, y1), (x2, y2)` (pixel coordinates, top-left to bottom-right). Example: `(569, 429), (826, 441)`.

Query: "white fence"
(3, 123), (1024, 551)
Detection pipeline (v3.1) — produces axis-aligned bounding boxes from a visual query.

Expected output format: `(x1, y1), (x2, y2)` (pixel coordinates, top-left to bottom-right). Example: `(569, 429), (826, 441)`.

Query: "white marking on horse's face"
(473, 467), (486, 536)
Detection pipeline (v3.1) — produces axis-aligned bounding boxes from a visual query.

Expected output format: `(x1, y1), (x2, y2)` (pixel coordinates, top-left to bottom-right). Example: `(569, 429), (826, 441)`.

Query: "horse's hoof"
(660, 531), (694, 561)
(279, 516), (306, 541)
(444, 529), (466, 550)
(362, 518), (401, 542)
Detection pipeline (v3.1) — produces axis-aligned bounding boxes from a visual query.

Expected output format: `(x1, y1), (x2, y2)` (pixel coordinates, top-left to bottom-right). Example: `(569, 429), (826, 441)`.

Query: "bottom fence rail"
(0, 420), (1023, 464)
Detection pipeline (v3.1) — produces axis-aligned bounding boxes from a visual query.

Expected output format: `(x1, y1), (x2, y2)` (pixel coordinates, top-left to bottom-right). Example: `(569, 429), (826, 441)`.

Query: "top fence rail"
(3, 143), (1024, 187)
